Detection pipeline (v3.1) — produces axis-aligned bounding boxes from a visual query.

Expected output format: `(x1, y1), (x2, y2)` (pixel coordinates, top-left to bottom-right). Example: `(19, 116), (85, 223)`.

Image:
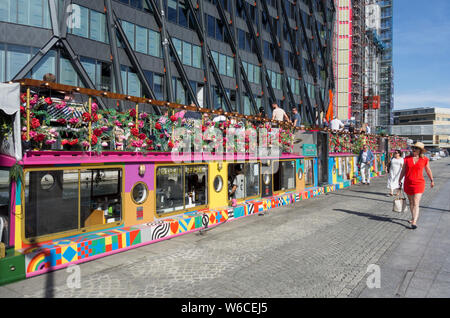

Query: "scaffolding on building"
(351, 0), (366, 127)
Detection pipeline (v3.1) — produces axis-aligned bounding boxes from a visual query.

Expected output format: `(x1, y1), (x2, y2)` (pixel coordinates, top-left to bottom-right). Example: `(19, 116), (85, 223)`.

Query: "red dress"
(403, 156), (429, 195)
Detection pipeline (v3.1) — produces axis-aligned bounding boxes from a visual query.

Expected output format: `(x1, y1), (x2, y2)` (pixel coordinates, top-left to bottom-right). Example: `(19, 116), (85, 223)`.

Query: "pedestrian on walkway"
(386, 150), (404, 196)
(357, 144), (374, 185)
(398, 142), (434, 229)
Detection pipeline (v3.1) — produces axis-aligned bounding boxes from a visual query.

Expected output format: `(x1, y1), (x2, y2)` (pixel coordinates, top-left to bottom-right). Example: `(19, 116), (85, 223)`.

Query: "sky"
(393, 0), (450, 110)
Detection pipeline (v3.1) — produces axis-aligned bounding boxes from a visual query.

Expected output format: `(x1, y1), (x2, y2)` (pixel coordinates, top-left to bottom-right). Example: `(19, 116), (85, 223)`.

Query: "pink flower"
(114, 120), (122, 127)
(55, 102), (66, 110)
(82, 141), (90, 148)
(116, 142), (123, 147)
(69, 118), (79, 125)
(45, 139), (56, 145)
(101, 142), (108, 147)
(91, 103), (98, 113)
(29, 131), (37, 138)
(140, 112), (148, 119)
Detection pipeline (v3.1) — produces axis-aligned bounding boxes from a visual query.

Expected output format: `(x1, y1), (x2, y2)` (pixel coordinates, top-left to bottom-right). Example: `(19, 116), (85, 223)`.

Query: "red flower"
(170, 115), (177, 122)
(159, 133), (164, 139)
(44, 97), (53, 105)
(92, 113), (98, 123)
(131, 128), (139, 136)
(69, 139), (79, 146)
(146, 139), (153, 145)
(61, 139), (69, 145)
(201, 125), (206, 132)
(93, 128), (103, 137)
(155, 122), (162, 130)
(139, 133), (146, 140)
(168, 141), (174, 149)
(57, 118), (67, 125)
(33, 134), (45, 143)
(20, 93), (26, 104)
(31, 118), (40, 129)
(21, 133), (27, 141)
(82, 112), (91, 122)
(129, 109), (136, 118)
(91, 135), (98, 145)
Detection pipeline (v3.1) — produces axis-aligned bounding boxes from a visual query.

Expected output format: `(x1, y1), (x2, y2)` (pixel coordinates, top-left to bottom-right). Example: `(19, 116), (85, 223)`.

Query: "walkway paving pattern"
(1, 158), (449, 298)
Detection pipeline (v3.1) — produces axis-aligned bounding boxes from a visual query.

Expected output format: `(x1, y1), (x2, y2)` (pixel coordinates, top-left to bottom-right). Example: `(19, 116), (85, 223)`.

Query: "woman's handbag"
(393, 190), (408, 213)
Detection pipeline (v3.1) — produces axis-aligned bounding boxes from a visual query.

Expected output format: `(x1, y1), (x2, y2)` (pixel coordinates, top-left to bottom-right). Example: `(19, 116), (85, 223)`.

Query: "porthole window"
(132, 182), (149, 205)
(214, 175), (223, 192)
(40, 174), (55, 191)
(297, 168), (303, 180)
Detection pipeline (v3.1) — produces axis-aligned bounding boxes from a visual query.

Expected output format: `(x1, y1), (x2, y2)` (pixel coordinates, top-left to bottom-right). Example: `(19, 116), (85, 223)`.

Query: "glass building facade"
(0, 0), (335, 124)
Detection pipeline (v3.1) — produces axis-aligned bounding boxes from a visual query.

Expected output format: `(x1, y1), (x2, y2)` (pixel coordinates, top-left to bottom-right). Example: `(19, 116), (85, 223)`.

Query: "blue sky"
(393, 0), (450, 109)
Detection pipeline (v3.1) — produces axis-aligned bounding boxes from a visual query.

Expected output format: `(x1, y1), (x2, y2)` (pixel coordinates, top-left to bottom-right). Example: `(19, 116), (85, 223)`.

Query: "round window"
(213, 175), (223, 193)
(297, 168), (303, 180)
(40, 174), (55, 191)
(132, 182), (148, 204)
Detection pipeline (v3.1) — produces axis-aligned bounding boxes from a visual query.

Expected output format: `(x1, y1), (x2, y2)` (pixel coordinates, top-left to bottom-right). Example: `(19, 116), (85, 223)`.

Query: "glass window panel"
(173, 38), (182, 58)
(248, 63), (254, 83)
(148, 30), (160, 57)
(17, 0), (30, 25)
(182, 41), (192, 66)
(60, 57), (78, 86)
(24, 170), (79, 239)
(304, 159), (314, 187)
(80, 169), (122, 227)
(276, 73), (282, 90)
(0, 170), (9, 229)
(122, 20), (135, 49)
(207, 15), (215, 38)
(212, 51), (219, 67)
(43, 0), (51, 28)
(219, 53), (226, 75)
(120, 65), (128, 93)
(7, 44), (31, 81)
(178, 1), (187, 27)
(32, 50), (56, 80)
(29, 0), (43, 27)
(154, 73), (163, 100)
(226, 56), (234, 78)
(135, 25), (148, 54)
(192, 45), (201, 68)
(156, 166), (184, 214)
(72, 5), (89, 38)
(0, 44), (4, 82)
(127, 69), (141, 97)
(254, 66), (260, 84)
(0, 0), (11, 22)
(185, 165), (208, 208)
(245, 163), (260, 197)
(167, 0), (177, 22)
(90, 10), (106, 42)
(80, 56), (96, 86)
(176, 79), (185, 104)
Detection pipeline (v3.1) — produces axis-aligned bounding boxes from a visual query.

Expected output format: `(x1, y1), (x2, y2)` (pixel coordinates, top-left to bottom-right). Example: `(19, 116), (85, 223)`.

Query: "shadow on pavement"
(329, 192), (393, 204)
(351, 189), (390, 197)
(333, 208), (411, 229)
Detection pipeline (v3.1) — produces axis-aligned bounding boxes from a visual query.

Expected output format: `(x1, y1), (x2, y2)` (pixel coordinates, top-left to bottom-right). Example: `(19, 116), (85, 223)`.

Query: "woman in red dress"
(399, 142), (434, 229)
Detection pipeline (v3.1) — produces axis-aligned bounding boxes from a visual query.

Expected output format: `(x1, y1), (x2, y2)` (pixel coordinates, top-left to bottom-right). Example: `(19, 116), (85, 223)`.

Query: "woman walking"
(398, 142), (434, 229)
(387, 150), (404, 196)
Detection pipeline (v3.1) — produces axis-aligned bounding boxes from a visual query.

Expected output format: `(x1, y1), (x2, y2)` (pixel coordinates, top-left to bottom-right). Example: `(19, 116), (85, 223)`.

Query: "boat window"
(156, 165), (208, 214)
(273, 160), (296, 192)
(228, 163), (260, 200)
(0, 169), (10, 245)
(304, 159), (315, 187)
(24, 168), (122, 241)
(131, 182), (149, 205)
(80, 169), (122, 228)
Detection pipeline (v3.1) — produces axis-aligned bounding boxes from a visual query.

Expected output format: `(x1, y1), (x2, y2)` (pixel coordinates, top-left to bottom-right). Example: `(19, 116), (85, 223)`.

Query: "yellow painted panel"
(208, 161), (228, 209)
(123, 189), (155, 227)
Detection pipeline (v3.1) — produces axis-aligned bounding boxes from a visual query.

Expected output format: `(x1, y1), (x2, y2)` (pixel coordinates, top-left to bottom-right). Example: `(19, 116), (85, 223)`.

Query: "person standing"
(271, 103), (291, 123)
(386, 150), (404, 196)
(330, 116), (344, 131)
(357, 144), (374, 185)
(292, 107), (302, 127)
(398, 142), (434, 229)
